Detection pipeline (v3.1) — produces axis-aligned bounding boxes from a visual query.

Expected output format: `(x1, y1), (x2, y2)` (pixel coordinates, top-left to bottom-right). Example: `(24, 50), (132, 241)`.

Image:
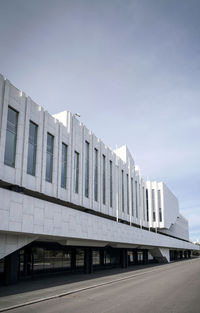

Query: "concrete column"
(4, 250), (19, 285)
(143, 250), (148, 264)
(121, 248), (128, 268)
(134, 249), (138, 265)
(84, 247), (93, 274)
(71, 248), (76, 270)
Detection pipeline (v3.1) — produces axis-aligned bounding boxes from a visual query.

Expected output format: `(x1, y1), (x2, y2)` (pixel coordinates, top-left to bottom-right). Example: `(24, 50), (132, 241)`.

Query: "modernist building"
(0, 74), (198, 285)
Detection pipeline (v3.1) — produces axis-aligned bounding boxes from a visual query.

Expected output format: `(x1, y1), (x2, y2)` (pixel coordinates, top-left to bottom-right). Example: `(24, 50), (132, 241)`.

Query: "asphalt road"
(6, 259), (200, 313)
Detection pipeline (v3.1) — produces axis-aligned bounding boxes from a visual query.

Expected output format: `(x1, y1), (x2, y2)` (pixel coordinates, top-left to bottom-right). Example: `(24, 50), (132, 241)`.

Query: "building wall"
(0, 74), (190, 244)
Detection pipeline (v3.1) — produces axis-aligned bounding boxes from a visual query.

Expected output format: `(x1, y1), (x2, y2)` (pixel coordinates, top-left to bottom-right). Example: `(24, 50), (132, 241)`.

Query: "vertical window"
(158, 190), (162, 222)
(121, 170), (124, 212)
(74, 151), (79, 193)
(143, 186), (145, 220)
(61, 143), (67, 188)
(45, 133), (54, 182)
(94, 148), (98, 201)
(109, 160), (113, 208)
(27, 121), (37, 176)
(152, 189), (156, 221)
(102, 155), (106, 205)
(85, 141), (89, 198)
(131, 178), (134, 216)
(135, 181), (138, 218)
(127, 174), (129, 214)
(146, 189), (149, 222)
(4, 107), (18, 167)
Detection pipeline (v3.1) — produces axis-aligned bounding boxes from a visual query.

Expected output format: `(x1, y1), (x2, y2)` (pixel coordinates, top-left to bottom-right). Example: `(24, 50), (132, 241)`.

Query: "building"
(0, 74), (199, 285)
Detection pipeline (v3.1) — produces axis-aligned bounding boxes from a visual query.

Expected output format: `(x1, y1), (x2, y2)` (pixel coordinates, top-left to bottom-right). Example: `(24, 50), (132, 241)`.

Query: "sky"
(0, 0), (199, 241)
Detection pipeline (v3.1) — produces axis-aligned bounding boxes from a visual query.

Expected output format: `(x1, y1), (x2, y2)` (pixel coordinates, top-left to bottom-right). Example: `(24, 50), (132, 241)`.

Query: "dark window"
(152, 189), (156, 221)
(102, 155), (106, 205)
(131, 178), (134, 216)
(45, 133), (54, 182)
(146, 189), (149, 222)
(158, 190), (162, 222)
(127, 174), (129, 214)
(61, 143), (68, 188)
(94, 148), (98, 201)
(4, 107), (18, 167)
(27, 121), (37, 176)
(74, 151), (79, 193)
(122, 170), (124, 212)
(135, 181), (138, 218)
(110, 160), (113, 208)
(85, 141), (89, 198)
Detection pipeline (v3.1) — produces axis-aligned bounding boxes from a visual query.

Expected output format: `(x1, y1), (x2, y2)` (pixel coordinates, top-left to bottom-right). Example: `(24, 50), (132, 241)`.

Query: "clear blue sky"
(0, 0), (199, 241)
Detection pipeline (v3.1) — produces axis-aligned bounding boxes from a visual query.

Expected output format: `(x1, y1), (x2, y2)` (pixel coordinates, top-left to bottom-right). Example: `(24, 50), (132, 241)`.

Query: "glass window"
(122, 170), (124, 212)
(152, 189), (156, 221)
(61, 143), (68, 188)
(4, 107), (18, 167)
(45, 133), (54, 182)
(85, 141), (89, 198)
(143, 186), (145, 220)
(127, 174), (129, 214)
(131, 178), (134, 216)
(92, 250), (100, 265)
(94, 148), (98, 201)
(74, 151), (79, 193)
(102, 155), (106, 205)
(27, 121), (38, 176)
(135, 181), (138, 218)
(110, 160), (113, 208)
(146, 189), (149, 222)
(158, 190), (162, 222)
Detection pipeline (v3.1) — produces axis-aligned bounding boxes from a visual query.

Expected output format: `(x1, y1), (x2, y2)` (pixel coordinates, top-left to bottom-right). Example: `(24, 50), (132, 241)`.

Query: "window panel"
(61, 143), (67, 188)
(27, 121), (37, 176)
(4, 107), (18, 167)
(45, 133), (54, 182)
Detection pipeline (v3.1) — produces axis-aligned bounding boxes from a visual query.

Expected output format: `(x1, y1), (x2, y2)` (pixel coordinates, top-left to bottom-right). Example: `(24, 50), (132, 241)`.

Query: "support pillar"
(121, 248), (128, 268)
(134, 249), (138, 265)
(84, 247), (93, 274)
(143, 250), (148, 264)
(4, 250), (19, 285)
(188, 250), (191, 258)
(71, 248), (76, 270)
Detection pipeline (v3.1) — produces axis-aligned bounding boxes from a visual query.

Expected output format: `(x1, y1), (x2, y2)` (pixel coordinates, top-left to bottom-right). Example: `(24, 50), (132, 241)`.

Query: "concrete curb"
(0, 259), (198, 312)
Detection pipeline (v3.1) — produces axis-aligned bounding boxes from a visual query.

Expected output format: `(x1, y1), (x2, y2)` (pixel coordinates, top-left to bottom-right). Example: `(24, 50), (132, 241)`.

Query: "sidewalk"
(0, 260), (195, 312)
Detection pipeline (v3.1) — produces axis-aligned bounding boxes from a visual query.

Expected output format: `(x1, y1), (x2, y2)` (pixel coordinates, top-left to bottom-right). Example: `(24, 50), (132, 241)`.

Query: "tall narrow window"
(102, 155), (106, 205)
(74, 151), (79, 193)
(131, 178), (134, 216)
(4, 107), (18, 167)
(45, 133), (54, 182)
(146, 189), (149, 222)
(109, 160), (113, 208)
(27, 121), (37, 176)
(61, 143), (67, 188)
(135, 181), (138, 218)
(158, 190), (162, 222)
(152, 189), (156, 221)
(122, 170), (124, 212)
(94, 148), (98, 201)
(85, 141), (89, 198)
(127, 174), (129, 214)
(143, 186), (145, 220)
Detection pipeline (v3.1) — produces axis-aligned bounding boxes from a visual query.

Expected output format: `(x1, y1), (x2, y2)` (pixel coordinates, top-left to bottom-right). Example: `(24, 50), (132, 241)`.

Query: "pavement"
(0, 258), (199, 313)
